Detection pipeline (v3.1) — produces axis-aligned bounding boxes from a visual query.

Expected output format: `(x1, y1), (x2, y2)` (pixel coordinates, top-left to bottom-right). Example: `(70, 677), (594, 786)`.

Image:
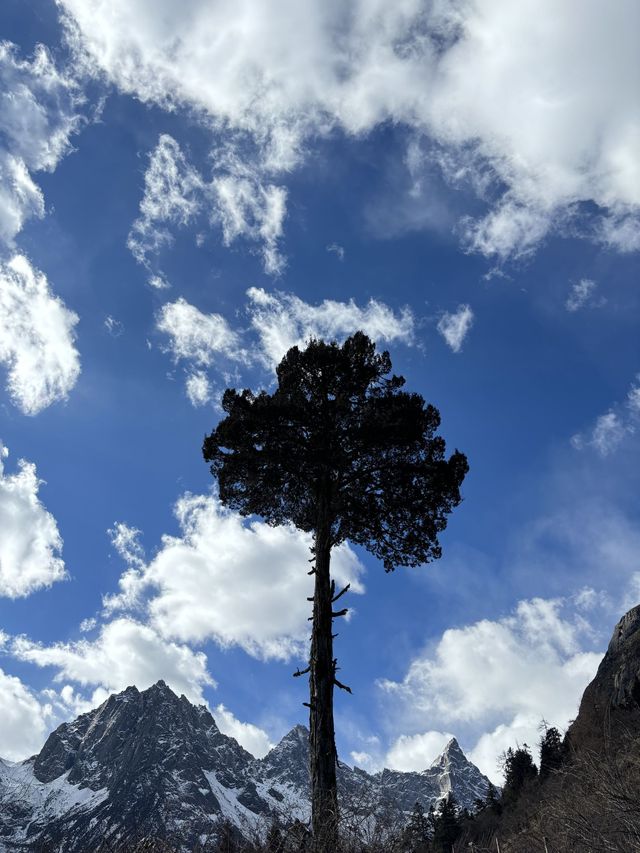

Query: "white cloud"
(597, 211), (640, 253)
(212, 162), (287, 275)
(59, 0), (640, 260)
(626, 377), (640, 413)
(105, 492), (365, 661)
(0, 255), (80, 415)
(213, 704), (274, 758)
(0, 668), (52, 761)
(185, 371), (212, 407)
(461, 202), (553, 262)
(326, 243), (345, 261)
(349, 751), (379, 774)
(437, 304), (474, 353)
(0, 41), (81, 246)
(104, 315), (124, 336)
(0, 442), (66, 599)
(128, 135), (287, 275)
(246, 287), (414, 369)
(385, 731), (455, 773)
(12, 617), (214, 705)
(0, 152), (44, 246)
(156, 297), (240, 404)
(571, 412), (627, 456)
(156, 289), (414, 401)
(566, 279), (600, 312)
(157, 297), (240, 367)
(127, 135), (203, 267)
(148, 273), (171, 290)
(571, 375), (640, 455)
(380, 597), (602, 782)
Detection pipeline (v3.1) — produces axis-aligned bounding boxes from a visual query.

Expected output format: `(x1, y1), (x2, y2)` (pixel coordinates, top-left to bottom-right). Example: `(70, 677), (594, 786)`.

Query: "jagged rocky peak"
(34, 679), (228, 787)
(258, 723), (310, 789)
(431, 737), (464, 765)
(0, 680), (492, 851)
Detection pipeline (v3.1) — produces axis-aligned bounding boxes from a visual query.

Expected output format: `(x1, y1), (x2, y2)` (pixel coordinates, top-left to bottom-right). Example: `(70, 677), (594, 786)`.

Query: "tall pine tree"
(203, 333), (467, 850)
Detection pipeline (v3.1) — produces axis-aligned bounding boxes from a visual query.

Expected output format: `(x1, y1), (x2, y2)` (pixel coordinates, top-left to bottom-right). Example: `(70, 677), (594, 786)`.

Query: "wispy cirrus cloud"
(571, 374), (640, 455)
(566, 279), (604, 312)
(128, 135), (287, 277)
(155, 288), (415, 406)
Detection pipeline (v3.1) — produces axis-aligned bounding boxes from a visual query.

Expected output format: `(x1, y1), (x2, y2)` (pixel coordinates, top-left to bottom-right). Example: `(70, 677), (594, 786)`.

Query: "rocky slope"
(567, 603), (640, 754)
(461, 605), (640, 853)
(0, 681), (490, 852)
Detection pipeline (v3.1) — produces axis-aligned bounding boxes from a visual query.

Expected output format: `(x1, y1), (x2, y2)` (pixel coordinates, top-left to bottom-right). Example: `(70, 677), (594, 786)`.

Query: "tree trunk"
(309, 507), (339, 851)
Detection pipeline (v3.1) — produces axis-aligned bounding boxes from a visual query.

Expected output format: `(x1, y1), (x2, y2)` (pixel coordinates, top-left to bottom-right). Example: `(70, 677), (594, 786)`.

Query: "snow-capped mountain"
(0, 681), (490, 851)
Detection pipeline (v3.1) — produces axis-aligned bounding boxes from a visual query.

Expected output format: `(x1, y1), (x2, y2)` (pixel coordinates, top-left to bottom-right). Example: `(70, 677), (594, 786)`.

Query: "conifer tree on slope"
(203, 332), (468, 850)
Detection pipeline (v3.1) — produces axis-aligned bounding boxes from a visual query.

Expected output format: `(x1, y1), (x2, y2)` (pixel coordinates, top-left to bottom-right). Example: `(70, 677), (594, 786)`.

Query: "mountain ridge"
(0, 680), (490, 852)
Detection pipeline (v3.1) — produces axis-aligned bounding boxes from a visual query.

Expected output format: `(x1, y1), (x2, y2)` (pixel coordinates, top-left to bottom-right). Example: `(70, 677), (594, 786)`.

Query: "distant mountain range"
(0, 681), (490, 852)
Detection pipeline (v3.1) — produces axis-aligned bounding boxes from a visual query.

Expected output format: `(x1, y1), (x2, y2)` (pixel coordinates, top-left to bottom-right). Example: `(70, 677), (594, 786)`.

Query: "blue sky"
(0, 0), (638, 782)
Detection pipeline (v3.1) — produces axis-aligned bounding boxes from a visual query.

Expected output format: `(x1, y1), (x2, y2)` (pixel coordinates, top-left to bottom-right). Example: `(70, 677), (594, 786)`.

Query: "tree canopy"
(203, 332), (468, 570)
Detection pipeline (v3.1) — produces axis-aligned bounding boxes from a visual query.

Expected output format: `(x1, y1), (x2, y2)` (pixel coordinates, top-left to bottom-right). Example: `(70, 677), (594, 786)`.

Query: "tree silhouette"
(431, 794), (461, 852)
(501, 745), (538, 805)
(539, 725), (564, 780)
(203, 332), (468, 850)
(405, 800), (430, 851)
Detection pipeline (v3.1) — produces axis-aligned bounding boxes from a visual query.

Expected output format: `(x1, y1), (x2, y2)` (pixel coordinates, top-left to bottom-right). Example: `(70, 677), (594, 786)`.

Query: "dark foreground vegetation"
(83, 728), (640, 853)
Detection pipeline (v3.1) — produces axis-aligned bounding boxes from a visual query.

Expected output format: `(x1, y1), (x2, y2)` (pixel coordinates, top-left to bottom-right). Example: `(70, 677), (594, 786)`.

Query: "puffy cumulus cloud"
(437, 304), (473, 353)
(379, 597), (602, 782)
(246, 287), (415, 369)
(571, 375), (640, 456)
(385, 731), (455, 773)
(0, 255), (80, 415)
(128, 135), (287, 276)
(431, 0), (640, 259)
(11, 617), (214, 705)
(213, 704), (274, 758)
(0, 442), (66, 599)
(0, 668), (54, 760)
(60, 0), (639, 260)
(105, 492), (365, 661)
(156, 297), (241, 367)
(0, 41), (81, 245)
